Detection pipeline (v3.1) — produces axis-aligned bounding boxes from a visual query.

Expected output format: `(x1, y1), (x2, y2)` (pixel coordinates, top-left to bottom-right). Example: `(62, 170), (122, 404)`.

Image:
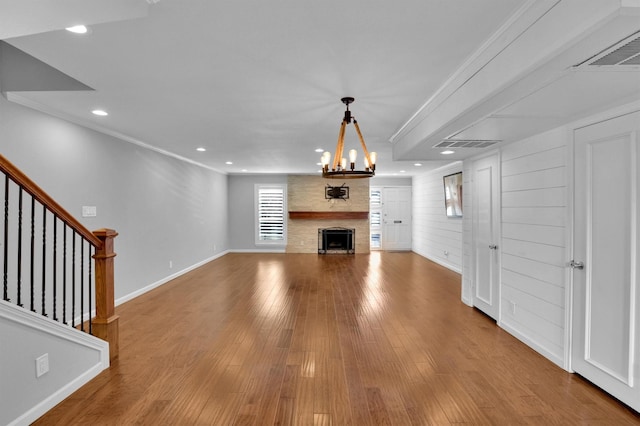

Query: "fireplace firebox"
(318, 228), (355, 254)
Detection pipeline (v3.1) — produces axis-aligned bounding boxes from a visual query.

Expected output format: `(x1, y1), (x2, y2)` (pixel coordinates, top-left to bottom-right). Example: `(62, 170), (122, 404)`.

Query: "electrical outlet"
(444, 250), (449, 256)
(509, 301), (516, 315)
(36, 353), (49, 378)
(169, 260), (173, 269)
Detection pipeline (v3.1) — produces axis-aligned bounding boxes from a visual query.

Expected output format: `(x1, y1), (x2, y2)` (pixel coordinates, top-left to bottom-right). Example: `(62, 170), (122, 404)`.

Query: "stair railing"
(0, 154), (119, 361)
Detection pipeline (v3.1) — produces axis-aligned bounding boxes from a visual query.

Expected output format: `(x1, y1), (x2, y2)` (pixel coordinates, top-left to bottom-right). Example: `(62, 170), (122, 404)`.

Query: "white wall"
(1, 94), (231, 424)
(1, 301), (109, 426)
(227, 174), (288, 251)
(1, 96), (229, 303)
(497, 127), (569, 366)
(412, 163), (463, 272)
(461, 131), (569, 368)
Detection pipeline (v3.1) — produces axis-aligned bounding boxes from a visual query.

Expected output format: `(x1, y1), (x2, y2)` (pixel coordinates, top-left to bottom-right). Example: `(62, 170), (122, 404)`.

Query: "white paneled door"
(572, 111), (639, 412)
(382, 187), (412, 251)
(472, 154), (500, 320)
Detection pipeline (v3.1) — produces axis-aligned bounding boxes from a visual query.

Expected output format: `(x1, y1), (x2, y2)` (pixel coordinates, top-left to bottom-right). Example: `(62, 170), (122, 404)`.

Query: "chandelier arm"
(332, 120), (347, 171)
(352, 120), (373, 168)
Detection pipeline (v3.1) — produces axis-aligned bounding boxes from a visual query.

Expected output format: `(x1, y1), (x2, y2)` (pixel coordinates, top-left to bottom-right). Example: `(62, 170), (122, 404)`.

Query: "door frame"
(369, 185), (412, 251)
(566, 101), (640, 373)
(470, 150), (502, 322)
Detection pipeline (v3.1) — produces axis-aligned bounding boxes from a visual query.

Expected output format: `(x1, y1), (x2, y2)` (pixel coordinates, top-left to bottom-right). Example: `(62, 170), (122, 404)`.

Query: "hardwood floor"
(34, 252), (639, 425)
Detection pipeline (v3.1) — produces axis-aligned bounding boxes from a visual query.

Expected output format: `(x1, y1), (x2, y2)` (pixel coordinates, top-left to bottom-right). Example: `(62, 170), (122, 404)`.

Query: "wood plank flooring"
(34, 252), (639, 425)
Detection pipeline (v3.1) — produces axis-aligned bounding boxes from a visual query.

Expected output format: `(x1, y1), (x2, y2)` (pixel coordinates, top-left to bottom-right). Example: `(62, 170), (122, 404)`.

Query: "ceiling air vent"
(434, 140), (501, 149)
(577, 31), (640, 68)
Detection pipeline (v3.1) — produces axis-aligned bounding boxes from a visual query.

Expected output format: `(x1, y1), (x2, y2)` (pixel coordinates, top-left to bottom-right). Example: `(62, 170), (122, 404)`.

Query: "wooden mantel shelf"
(289, 211), (369, 220)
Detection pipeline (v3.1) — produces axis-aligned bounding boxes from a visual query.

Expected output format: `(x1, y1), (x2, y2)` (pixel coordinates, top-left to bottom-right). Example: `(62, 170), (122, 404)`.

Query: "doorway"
(571, 110), (639, 412)
(370, 187), (412, 251)
(472, 153), (501, 320)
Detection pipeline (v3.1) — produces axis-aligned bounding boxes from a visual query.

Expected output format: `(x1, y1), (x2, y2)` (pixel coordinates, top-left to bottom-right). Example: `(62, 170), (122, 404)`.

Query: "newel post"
(92, 228), (119, 362)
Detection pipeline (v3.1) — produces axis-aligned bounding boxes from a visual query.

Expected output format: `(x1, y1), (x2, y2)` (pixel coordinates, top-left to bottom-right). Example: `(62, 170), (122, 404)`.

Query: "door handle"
(570, 260), (584, 270)
(489, 244), (498, 250)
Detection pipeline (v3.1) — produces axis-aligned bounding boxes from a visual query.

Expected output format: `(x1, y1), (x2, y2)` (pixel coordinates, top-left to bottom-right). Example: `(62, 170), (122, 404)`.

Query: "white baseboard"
(1, 301), (109, 426)
(499, 317), (565, 370)
(229, 248), (286, 253)
(115, 250), (230, 306)
(8, 363), (106, 426)
(411, 249), (462, 274)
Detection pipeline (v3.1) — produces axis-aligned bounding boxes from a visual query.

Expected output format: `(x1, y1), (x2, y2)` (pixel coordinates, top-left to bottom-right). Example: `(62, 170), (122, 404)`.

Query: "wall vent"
(434, 140), (501, 149)
(576, 31), (640, 68)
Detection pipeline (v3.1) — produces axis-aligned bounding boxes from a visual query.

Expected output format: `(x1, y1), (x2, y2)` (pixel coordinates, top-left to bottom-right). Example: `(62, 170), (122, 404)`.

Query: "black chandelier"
(321, 97), (377, 179)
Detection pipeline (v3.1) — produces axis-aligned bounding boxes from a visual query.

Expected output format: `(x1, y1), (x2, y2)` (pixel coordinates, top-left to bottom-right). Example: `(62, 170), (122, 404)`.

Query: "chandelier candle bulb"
(321, 151), (331, 172)
(349, 149), (357, 170)
(341, 158), (347, 170)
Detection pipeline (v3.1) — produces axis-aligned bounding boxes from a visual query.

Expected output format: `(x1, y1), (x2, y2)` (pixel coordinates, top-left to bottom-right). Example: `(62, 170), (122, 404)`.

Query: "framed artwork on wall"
(443, 172), (463, 217)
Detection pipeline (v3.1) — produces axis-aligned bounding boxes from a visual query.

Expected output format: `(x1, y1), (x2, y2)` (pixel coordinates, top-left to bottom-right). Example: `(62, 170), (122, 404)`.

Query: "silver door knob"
(570, 260), (584, 270)
(489, 244), (498, 250)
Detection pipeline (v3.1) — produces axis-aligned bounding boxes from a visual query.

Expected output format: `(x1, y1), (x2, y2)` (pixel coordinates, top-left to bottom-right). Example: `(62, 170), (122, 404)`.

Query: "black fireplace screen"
(318, 228), (355, 254)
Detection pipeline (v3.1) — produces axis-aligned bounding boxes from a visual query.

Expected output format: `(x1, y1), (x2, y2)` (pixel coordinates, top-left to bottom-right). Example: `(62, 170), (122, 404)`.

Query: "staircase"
(0, 154), (119, 425)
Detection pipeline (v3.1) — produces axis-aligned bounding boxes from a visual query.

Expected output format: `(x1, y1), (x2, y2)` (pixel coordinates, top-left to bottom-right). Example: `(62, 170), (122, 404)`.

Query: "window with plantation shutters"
(255, 185), (287, 244)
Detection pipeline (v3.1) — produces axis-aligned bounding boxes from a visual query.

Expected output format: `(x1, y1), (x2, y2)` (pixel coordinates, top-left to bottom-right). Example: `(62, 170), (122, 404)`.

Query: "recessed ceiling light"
(441, 150), (455, 155)
(241, 169), (248, 172)
(314, 148), (324, 153)
(196, 147), (206, 152)
(66, 25), (86, 34)
(400, 170), (406, 173)
(66, 25), (88, 34)
(225, 161), (233, 165)
(92, 109), (108, 116)
(414, 163), (422, 167)
(316, 162), (322, 166)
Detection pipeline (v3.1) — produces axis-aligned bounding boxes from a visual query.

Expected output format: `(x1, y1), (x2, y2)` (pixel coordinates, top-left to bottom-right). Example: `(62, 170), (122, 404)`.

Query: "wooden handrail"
(1, 154), (118, 360)
(0, 154), (102, 248)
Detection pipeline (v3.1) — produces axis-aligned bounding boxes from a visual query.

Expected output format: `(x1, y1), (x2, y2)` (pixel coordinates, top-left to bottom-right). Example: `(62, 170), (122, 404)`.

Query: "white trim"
(254, 184), (288, 246)
(0, 301), (109, 358)
(7, 364), (106, 426)
(4, 93), (225, 174)
(1, 301), (109, 426)
(412, 249), (462, 274)
(115, 251), (229, 306)
(564, 127), (575, 372)
(388, 0), (557, 143)
(412, 160), (463, 177)
(628, 131), (637, 388)
(500, 317), (565, 369)
(229, 249), (286, 253)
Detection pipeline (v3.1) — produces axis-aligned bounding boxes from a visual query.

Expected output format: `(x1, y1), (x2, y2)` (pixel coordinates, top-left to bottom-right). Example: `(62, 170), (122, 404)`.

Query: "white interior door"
(572, 111), (639, 412)
(382, 187), (412, 251)
(472, 154), (500, 320)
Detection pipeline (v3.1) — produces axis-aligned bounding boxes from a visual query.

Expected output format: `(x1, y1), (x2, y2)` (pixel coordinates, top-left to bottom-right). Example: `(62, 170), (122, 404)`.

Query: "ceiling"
(1, 0), (639, 176)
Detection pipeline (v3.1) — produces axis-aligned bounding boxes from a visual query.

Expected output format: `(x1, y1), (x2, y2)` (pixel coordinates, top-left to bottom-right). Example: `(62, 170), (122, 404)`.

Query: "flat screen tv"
(443, 172), (463, 217)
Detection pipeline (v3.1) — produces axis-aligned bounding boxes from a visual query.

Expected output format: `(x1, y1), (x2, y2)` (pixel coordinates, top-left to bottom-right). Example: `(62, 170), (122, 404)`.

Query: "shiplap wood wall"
(412, 163), (463, 273)
(498, 127), (569, 366)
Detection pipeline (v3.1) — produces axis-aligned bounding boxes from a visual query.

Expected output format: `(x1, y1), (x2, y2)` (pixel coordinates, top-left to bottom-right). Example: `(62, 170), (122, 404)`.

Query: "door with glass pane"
(370, 187), (411, 251)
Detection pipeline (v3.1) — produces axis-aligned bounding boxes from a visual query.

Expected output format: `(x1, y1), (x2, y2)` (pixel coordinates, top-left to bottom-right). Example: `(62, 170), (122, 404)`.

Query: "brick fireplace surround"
(286, 175), (370, 254)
